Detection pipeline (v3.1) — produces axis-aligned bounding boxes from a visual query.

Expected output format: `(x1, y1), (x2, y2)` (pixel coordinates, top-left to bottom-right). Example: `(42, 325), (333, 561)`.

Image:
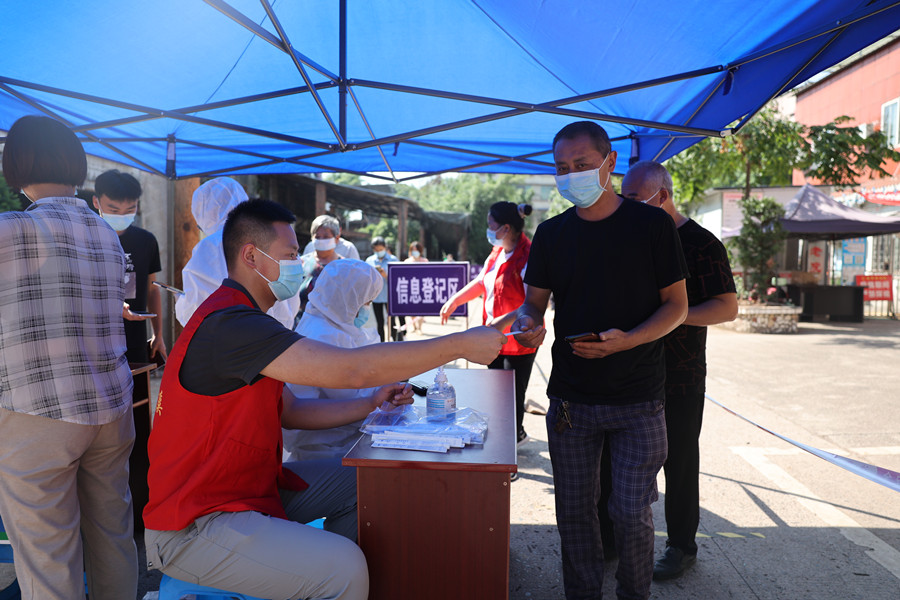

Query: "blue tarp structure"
(1, 1), (899, 181)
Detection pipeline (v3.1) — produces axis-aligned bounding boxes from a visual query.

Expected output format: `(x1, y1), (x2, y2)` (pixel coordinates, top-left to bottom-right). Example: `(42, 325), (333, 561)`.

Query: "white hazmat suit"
(175, 177), (301, 329)
(283, 259), (382, 461)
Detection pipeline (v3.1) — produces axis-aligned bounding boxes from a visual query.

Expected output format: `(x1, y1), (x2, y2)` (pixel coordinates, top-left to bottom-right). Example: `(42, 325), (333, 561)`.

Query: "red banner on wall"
(855, 274), (894, 301)
(863, 190), (900, 206)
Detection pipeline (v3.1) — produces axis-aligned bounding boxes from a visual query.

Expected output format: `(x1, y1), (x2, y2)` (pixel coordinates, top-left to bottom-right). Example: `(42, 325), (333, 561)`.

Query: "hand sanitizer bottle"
(426, 366), (456, 422)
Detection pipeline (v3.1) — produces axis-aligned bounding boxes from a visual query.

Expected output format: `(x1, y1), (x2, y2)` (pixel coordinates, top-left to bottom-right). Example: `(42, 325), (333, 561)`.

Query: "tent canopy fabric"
(1, 1), (899, 181)
(781, 184), (900, 241)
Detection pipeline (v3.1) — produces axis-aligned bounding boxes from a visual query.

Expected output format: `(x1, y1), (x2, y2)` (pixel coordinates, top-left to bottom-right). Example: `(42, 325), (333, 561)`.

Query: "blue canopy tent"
(1, 0), (899, 182)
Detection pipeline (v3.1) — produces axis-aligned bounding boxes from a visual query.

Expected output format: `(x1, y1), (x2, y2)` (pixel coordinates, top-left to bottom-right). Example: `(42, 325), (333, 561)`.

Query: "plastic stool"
(158, 574), (267, 600)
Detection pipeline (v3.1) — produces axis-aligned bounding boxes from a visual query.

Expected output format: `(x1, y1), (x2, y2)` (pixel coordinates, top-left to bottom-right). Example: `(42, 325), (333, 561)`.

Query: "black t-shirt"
(524, 200), (688, 405)
(664, 219), (736, 388)
(117, 225), (161, 363)
(179, 280), (302, 396)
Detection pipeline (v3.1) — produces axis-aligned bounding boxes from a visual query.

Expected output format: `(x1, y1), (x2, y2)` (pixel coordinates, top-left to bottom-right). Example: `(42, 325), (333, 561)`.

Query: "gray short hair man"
(618, 160), (738, 581)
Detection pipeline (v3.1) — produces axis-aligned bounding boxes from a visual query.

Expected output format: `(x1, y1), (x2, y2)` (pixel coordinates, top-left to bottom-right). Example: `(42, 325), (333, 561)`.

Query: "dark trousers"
(598, 382), (705, 557)
(661, 383), (704, 554)
(487, 352), (536, 436)
(547, 396), (667, 600)
(372, 302), (406, 342)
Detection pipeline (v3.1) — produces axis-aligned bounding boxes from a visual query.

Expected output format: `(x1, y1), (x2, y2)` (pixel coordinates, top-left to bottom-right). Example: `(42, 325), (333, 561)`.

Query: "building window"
(883, 99), (899, 148)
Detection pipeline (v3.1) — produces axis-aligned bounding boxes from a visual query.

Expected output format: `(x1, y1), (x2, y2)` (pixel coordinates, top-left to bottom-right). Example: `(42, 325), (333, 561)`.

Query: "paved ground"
(4, 310), (899, 599)
(499, 313), (900, 600)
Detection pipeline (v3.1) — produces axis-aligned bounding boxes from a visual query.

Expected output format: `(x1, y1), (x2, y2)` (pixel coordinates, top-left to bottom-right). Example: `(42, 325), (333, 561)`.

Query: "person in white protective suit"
(283, 259), (382, 461)
(175, 177), (301, 328)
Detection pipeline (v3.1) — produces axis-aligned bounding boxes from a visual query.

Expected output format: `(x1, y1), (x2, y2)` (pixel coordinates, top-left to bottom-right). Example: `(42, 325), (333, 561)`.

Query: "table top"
(129, 362), (157, 376)
(343, 368), (517, 473)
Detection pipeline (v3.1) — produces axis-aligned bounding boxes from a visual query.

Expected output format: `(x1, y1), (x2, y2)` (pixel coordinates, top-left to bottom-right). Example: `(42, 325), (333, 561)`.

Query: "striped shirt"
(0, 196), (133, 425)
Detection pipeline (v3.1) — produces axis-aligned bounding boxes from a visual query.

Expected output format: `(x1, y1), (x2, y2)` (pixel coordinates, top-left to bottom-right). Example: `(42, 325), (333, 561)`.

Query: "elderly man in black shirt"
(621, 161), (738, 581)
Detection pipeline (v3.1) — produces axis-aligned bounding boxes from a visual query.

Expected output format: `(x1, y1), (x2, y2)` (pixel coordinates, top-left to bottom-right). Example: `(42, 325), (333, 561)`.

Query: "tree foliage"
(0, 174), (21, 213)
(666, 105), (900, 210)
(323, 172), (364, 187)
(666, 105), (806, 214)
(727, 196), (786, 300)
(803, 116), (900, 188)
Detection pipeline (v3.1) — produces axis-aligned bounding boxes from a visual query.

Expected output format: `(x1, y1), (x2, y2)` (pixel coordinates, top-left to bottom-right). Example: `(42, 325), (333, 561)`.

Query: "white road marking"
(731, 446), (900, 580)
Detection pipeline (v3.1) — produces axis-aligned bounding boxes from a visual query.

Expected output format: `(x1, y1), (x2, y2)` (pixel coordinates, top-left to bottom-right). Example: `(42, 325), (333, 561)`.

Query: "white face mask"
(554, 153), (611, 209)
(642, 189), (661, 206)
(314, 237), (337, 252)
(486, 226), (505, 247)
(100, 210), (137, 232)
(410, 250), (421, 258)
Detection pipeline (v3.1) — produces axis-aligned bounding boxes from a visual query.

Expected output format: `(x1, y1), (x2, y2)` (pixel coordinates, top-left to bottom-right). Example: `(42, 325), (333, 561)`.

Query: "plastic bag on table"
(359, 403), (424, 433)
(360, 404), (489, 445)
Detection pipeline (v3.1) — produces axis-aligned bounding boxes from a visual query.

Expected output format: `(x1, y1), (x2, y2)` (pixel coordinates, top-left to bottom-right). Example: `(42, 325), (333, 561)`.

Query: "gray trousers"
(0, 407), (138, 600)
(145, 458), (367, 600)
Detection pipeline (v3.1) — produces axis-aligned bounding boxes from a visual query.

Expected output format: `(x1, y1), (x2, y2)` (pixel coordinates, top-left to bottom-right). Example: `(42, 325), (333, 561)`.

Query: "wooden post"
(315, 182), (327, 216)
(397, 199), (408, 259)
(172, 177), (201, 339)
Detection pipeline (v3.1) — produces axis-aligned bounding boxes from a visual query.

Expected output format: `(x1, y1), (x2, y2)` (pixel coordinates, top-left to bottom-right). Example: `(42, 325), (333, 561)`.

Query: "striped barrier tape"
(707, 394), (900, 494)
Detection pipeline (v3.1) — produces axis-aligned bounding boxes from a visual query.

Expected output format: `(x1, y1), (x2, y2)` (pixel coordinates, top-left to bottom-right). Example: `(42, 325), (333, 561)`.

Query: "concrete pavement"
(492, 312), (900, 600)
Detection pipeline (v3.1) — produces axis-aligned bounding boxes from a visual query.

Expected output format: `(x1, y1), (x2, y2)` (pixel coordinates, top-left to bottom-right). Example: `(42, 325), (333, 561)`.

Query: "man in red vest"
(144, 199), (504, 600)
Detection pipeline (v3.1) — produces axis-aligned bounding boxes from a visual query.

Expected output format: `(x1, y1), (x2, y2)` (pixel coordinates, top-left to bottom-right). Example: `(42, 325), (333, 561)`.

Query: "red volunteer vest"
(482, 233), (537, 357)
(143, 285), (308, 531)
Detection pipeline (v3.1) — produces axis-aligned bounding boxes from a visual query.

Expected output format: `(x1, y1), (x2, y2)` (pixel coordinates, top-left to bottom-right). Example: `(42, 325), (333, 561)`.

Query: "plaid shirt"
(0, 196), (133, 425)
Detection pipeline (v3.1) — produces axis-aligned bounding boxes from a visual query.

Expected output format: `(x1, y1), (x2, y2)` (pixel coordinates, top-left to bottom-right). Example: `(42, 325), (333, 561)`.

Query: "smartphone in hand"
(408, 380), (430, 396)
(152, 281), (184, 296)
(564, 332), (599, 343)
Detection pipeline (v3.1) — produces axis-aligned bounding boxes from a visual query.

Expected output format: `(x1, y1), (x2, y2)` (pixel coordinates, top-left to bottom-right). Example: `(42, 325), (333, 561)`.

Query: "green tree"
(0, 174), (21, 213)
(727, 196), (786, 301)
(667, 106), (806, 212)
(803, 116), (900, 188)
(666, 105), (900, 211)
(666, 137), (735, 215)
(323, 172), (363, 187)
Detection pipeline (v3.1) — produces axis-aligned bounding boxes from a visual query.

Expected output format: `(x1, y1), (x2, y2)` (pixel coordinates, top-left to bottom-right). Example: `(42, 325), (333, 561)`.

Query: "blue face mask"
(354, 305), (370, 328)
(554, 153), (611, 209)
(375, 249), (386, 259)
(486, 226), (506, 247)
(100, 210), (136, 232)
(255, 248), (305, 301)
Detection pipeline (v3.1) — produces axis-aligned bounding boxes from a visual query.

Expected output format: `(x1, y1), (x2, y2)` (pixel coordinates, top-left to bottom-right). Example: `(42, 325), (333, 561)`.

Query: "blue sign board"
(387, 262), (469, 317)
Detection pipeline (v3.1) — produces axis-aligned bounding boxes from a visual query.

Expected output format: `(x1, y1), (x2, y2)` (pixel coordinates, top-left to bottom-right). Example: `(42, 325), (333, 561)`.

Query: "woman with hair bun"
(440, 202), (537, 453)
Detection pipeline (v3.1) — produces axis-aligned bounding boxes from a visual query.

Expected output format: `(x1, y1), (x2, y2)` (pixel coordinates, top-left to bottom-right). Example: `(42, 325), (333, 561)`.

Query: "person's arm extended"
(147, 273), (167, 359)
(510, 285), (551, 348)
(261, 326), (505, 389)
(489, 309), (518, 332)
(281, 381), (413, 430)
(683, 292), (738, 327)
(439, 278), (485, 324)
(571, 279), (688, 359)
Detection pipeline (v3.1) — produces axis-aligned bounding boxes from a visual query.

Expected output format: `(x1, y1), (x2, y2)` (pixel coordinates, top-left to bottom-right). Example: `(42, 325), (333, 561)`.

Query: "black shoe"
(652, 546), (696, 581)
(516, 428), (530, 446)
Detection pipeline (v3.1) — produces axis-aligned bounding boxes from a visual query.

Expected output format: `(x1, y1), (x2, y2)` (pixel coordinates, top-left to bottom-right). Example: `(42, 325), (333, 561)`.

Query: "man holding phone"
(93, 170), (167, 364)
(512, 121), (688, 600)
